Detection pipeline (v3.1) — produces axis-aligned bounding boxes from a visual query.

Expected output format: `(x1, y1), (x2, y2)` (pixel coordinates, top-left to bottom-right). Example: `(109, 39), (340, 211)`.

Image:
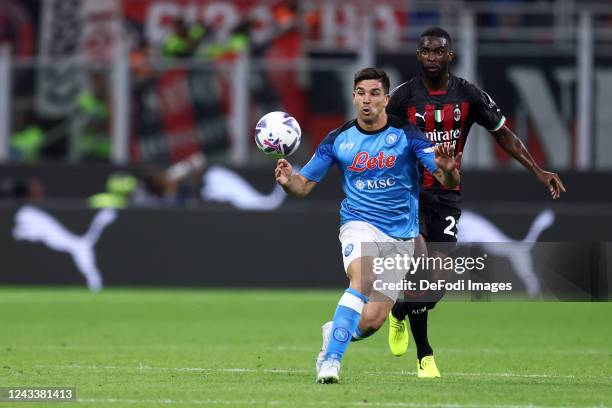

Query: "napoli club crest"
(344, 243), (354, 257)
(333, 327), (350, 342)
(385, 133), (399, 146)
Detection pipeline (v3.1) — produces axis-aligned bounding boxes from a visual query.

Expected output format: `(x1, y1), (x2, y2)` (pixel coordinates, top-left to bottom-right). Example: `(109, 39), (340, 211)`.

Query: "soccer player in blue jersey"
(275, 67), (461, 383)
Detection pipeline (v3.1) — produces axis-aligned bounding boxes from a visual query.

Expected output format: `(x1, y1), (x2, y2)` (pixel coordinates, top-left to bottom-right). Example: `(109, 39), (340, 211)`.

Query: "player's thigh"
(373, 237), (415, 302)
(340, 221), (413, 298)
(414, 233), (428, 257)
(340, 221), (379, 293)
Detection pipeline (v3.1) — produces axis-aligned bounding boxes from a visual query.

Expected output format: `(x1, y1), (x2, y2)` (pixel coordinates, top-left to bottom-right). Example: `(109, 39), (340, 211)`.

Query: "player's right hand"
(275, 159), (292, 186)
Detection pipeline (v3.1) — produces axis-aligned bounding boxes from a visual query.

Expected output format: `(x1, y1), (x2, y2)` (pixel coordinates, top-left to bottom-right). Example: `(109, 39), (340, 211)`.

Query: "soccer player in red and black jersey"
(385, 27), (566, 377)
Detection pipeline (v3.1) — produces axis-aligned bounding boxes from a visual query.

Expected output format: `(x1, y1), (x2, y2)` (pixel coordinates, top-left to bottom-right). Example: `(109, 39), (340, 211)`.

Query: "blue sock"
(325, 288), (368, 362)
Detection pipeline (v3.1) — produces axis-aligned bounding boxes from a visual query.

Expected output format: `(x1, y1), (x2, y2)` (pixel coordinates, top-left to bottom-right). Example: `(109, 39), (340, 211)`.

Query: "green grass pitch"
(0, 288), (610, 407)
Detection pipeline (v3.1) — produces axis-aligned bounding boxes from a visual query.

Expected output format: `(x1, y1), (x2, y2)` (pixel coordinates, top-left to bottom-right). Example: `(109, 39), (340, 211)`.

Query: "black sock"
(408, 310), (433, 360)
(391, 301), (409, 320)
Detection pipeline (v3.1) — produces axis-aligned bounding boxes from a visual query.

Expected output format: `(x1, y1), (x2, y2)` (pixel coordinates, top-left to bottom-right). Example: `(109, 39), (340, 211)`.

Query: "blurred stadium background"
(1, 1), (611, 406)
(1, 0), (611, 293)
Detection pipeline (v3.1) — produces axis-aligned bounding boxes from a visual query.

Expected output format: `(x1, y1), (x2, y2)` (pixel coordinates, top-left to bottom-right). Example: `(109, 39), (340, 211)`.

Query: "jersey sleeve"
(407, 128), (438, 174)
(300, 132), (336, 182)
(386, 93), (404, 117)
(472, 86), (506, 132)
(386, 82), (408, 117)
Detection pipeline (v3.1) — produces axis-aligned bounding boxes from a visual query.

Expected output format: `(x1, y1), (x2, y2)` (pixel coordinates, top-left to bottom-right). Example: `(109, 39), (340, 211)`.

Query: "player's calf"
(353, 294), (394, 340)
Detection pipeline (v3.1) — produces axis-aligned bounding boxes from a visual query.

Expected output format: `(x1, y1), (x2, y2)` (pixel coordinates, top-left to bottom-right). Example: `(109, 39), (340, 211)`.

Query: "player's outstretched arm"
(275, 159), (317, 198)
(491, 126), (566, 199)
(433, 144), (461, 189)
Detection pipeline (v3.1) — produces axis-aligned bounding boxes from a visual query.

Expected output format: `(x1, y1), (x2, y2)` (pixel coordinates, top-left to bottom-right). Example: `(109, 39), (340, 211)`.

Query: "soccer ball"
(254, 111), (301, 158)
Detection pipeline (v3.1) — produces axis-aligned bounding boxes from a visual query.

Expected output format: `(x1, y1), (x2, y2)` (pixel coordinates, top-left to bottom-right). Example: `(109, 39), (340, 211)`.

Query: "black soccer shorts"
(418, 191), (462, 243)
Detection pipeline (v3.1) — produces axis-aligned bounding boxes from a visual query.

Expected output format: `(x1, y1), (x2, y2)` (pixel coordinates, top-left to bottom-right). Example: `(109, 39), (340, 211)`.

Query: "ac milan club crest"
(453, 106), (461, 122)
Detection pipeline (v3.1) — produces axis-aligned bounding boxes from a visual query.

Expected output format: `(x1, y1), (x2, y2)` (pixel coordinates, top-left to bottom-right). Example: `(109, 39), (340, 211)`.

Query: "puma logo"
(200, 166), (286, 211)
(13, 206), (118, 292)
(201, 165), (287, 210)
(458, 209), (555, 297)
(415, 112), (426, 121)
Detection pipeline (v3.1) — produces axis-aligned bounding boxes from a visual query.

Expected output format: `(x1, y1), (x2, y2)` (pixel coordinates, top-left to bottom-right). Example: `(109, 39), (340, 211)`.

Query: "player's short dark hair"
(419, 27), (453, 49)
(353, 67), (390, 94)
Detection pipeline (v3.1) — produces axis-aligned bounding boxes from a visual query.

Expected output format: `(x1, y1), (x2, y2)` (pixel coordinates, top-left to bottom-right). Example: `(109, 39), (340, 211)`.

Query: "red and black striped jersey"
(387, 74), (505, 194)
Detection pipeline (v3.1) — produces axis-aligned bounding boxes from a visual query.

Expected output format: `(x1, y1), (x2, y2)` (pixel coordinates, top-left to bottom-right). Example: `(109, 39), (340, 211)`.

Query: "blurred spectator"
(475, 0), (525, 42)
(71, 71), (111, 161)
(89, 173), (137, 209)
(205, 19), (251, 60)
(162, 18), (208, 59)
(0, 177), (45, 205)
(470, 0), (555, 43)
(90, 153), (206, 209)
(133, 152), (207, 207)
(129, 35), (152, 81)
(89, 152), (286, 210)
(10, 111), (44, 162)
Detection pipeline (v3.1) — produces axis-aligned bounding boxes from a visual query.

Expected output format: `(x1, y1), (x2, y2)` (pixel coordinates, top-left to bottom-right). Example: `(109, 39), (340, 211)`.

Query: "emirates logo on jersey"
(425, 129), (461, 142)
(348, 151), (397, 173)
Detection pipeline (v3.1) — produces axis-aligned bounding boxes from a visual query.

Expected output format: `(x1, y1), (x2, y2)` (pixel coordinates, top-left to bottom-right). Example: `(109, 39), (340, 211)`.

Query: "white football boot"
(316, 358), (341, 384)
(315, 321), (333, 372)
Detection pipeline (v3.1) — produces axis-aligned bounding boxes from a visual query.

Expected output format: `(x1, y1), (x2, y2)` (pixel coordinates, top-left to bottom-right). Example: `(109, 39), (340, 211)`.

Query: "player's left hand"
(434, 143), (462, 173)
(536, 170), (566, 199)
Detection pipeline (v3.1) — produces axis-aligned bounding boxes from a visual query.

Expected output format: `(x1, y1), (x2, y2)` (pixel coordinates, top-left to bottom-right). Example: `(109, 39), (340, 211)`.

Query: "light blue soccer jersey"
(300, 115), (438, 239)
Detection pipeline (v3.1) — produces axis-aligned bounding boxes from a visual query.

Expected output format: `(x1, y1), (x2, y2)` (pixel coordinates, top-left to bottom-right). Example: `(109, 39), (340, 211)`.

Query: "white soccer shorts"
(339, 221), (415, 301)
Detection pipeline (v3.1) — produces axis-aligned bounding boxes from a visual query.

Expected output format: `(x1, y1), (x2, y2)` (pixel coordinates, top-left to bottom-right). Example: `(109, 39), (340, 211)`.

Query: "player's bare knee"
(347, 256), (376, 297)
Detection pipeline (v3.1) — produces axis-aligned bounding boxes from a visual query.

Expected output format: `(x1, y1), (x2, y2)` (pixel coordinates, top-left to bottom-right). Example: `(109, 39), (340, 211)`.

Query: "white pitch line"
(76, 398), (607, 408)
(31, 364), (612, 381)
(367, 370), (609, 380)
(34, 364), (308, 374)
